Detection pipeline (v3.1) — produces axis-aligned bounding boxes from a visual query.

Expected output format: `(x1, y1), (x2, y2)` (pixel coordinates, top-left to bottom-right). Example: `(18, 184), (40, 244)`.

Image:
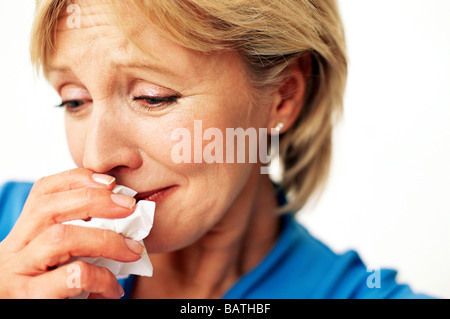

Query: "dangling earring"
(275, 122), (284, 133)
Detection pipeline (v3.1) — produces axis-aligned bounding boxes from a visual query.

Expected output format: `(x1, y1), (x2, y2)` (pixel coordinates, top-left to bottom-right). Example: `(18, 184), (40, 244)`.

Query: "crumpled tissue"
(63, 185), (155, 297)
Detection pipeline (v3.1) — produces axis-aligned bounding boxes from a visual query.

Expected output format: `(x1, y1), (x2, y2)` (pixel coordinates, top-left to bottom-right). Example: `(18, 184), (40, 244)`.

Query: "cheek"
(159, 104), (257, 207)
(155, 87), (260, 184)
(151, 110), (239, 175)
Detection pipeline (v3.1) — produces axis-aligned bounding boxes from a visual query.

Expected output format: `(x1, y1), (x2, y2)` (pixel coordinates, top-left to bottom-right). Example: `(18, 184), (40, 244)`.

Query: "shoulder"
(232, 214), (433, 299)
(0, 181), (34, 241)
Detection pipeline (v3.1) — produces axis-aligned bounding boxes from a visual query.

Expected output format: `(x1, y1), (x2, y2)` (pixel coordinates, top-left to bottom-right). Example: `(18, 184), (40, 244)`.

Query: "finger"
(9, 187), (136, 246)
(37, 187), (136, 224)
(15, 224), (144, 274)
(28, 168), (116, 197)
(26, 261), (124, 299)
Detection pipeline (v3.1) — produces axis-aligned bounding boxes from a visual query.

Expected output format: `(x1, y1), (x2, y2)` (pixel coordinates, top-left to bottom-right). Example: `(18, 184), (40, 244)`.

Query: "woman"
(0, 0), (430, 298)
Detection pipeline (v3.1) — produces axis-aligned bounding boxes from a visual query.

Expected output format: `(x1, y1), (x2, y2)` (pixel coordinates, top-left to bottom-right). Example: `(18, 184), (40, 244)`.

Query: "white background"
(0, 1), (449, 298)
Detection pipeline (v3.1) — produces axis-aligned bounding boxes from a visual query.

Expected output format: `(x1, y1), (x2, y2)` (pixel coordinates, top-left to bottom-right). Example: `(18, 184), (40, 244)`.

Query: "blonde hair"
(30, 0), (347, 214)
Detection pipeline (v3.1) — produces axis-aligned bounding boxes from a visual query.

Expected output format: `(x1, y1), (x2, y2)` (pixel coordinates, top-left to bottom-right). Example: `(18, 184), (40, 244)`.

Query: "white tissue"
(63, 185), (155, 279)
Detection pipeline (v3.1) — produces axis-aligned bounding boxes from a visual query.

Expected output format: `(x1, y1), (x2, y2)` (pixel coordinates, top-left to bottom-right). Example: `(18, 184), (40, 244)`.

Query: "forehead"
(53, 1), (162, 61)
(50, 0), (210, 77)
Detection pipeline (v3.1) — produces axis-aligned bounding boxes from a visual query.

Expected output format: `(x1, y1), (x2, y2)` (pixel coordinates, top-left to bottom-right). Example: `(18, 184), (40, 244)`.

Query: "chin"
(143, 221), (207, 254)
(142, 198), (226, 254)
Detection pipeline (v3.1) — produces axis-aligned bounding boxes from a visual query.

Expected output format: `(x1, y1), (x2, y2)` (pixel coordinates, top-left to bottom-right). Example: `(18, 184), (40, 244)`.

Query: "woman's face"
(48, 2), (273, 252)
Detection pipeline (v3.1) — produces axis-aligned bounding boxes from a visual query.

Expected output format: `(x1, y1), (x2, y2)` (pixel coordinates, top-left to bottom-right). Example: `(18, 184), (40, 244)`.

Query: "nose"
(82, 105), (143, 174)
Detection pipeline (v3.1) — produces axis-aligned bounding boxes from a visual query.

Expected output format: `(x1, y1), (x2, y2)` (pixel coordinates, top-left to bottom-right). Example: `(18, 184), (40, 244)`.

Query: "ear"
(267, 54), (312, 134)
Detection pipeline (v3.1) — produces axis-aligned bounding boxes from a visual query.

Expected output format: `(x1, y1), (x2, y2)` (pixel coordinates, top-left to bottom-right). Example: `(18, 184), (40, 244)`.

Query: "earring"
(275, 122), (284, 133)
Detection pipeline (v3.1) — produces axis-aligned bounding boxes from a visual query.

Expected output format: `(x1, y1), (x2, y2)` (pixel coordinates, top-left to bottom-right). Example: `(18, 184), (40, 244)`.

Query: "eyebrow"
(47, 60), (179, 78)
(117, 60), (179, 77)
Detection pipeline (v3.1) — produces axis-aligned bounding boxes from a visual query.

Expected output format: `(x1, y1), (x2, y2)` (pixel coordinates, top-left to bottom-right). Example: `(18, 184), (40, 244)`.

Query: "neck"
(131, 170), (280, 299)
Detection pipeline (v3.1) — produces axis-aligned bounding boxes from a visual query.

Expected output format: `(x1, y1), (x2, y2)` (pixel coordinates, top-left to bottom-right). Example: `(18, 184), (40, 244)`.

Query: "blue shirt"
(0, 181), (432, 298)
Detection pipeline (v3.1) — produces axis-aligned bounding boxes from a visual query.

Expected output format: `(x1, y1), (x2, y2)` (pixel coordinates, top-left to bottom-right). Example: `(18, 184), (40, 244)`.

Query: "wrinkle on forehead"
(53, 0), (165, 63)
(56, 0), (117, 31)
(52, 2), (191, 74)
(56, 0), (148, 40)
(52, 0), (138, 69)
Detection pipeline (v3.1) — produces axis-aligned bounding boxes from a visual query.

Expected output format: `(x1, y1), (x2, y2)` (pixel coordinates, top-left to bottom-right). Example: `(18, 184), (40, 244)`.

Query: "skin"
(0, 0), (307, 298)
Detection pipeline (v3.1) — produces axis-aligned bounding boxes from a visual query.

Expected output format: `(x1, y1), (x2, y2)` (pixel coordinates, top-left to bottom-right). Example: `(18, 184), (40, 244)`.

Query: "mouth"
(134, 185), (177, 205)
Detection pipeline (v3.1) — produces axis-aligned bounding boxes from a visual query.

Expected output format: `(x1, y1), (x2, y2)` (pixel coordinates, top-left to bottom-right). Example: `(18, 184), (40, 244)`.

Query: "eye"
(56, 100), (87, 112)
(133, 95), (180, 110)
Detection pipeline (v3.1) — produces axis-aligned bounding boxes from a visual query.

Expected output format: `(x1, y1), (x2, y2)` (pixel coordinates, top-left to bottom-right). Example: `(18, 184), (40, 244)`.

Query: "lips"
(134, 185), (176, 205)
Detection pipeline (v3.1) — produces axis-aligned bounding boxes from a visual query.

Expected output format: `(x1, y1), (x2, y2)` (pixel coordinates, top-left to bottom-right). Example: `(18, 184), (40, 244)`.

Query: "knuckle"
(27, 195), (46, 214)
(32, 176), (48, 193)
(85, 187), (97, 202)
(36, 224), (71, 269)
(46, 224), (67, 246)
(100, 228), (111, 242)
(71, 261), (92, 290)
(79, 188), (109, 213)
(74, 260), (89, 274)
(8, 278), (30, 299)
(82, 187), (99, 204)
(68, 167), (88, 180)
(67, 168), (94, 190)
(99, 228), (120, 247)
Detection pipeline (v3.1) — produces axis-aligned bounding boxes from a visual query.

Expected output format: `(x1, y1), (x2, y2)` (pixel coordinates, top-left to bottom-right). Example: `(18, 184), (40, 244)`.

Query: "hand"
(0, 168), (143, 298)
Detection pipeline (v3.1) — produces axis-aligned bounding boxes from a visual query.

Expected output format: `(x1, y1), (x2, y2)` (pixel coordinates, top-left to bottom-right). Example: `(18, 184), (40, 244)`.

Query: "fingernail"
(125, 238), (144, 255)
(92, 173), (115, 186)
(117, 283), (125, 298)
(111, 193), (136, 209)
